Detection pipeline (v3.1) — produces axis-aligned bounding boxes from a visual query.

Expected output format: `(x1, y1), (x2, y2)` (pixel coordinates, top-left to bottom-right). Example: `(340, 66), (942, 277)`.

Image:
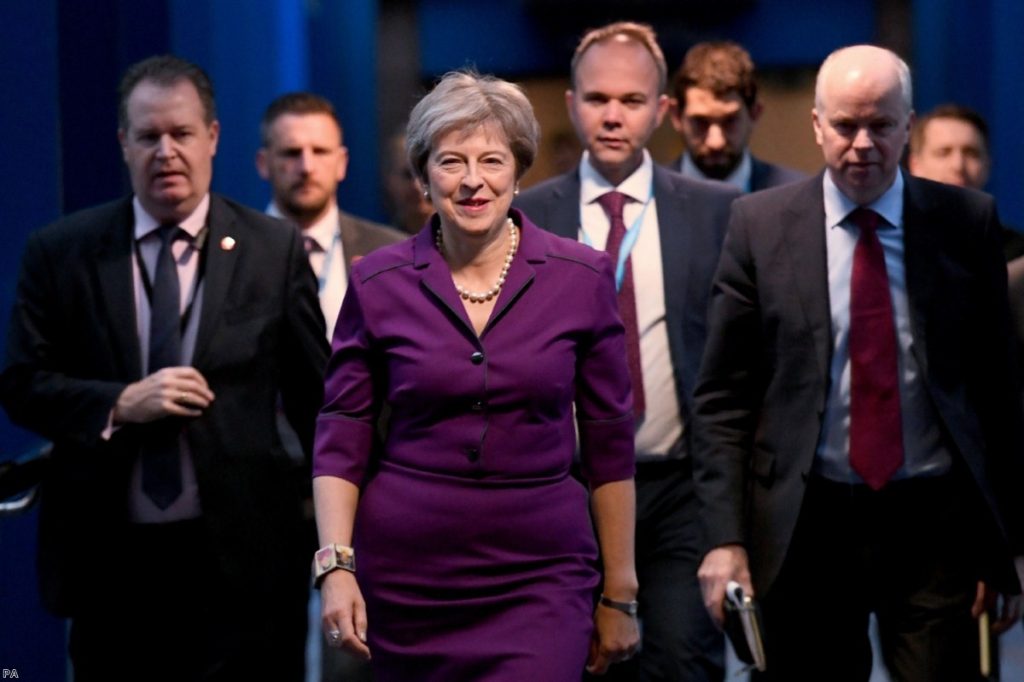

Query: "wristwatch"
(313, 543), (356, 588)
(599, 594), (639, 617)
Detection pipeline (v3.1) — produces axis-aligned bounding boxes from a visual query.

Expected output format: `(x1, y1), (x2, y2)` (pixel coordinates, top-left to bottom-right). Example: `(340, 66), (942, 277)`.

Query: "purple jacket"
(314, 209), (635, 488)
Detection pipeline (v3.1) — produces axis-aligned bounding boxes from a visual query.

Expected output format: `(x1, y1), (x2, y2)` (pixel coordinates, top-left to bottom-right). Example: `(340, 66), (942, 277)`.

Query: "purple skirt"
(353, 459), (599, 680)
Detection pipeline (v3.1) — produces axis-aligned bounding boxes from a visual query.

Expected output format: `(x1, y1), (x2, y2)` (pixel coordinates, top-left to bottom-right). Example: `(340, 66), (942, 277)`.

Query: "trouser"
(594, 458), (725, 682)
(69, 518), (307, 682)
(755, 474), (985, 682)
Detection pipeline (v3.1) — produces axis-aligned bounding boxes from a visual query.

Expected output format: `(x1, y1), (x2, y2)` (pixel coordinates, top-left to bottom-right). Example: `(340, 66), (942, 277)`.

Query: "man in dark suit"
(668, 41), (805, 193)
(257, 91), (401, 681)
(693, 45), (1024, 680)
(0, 55), (328, 680)
(516, 21), (738, 682)
(257, 92), (404, 340)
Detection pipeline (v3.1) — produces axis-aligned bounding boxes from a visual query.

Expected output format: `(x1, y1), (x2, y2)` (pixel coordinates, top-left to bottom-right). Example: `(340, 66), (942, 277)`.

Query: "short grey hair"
(814, 45), (913, 112)
(406, 70), (540, 183)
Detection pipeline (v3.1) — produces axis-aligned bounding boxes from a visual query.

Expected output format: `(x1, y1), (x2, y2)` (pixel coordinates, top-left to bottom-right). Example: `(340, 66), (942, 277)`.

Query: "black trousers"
(755, 474), (985, 682)
(69, 519), (307, 682)
(596, 459), (724, 682)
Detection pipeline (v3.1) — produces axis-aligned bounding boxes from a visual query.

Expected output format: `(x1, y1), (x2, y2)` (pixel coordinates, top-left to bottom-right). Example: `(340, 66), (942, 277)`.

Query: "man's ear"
(654, 94), (670, 127)
(207, 119), (220, 157)
(565, 89), (576, 123)
(668, 97), (685, 133)
(336, 146), (350, 183)
(255, 148), (270, 180)
(749, 101), (764, 123)
(811, 108), (824, 147)
(907, 152), (921, 175)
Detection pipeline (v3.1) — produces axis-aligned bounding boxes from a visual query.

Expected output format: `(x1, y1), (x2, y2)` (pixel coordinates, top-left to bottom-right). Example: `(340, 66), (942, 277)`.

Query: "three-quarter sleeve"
(575, 255), (636, 486)
(313, 274), (379, 484)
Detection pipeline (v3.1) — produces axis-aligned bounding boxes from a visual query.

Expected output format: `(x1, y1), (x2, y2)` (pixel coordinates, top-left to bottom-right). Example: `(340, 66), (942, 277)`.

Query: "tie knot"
(597, 191), (629, 221)
(303, 235), (322, 254)
(156, 224), (183, 247)
(848, 208), (881, 234)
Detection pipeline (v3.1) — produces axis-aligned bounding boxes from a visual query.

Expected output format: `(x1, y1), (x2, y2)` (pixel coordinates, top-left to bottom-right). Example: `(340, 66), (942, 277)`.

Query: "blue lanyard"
(581, 182), (654, 292)
(316, 231), (341, 295)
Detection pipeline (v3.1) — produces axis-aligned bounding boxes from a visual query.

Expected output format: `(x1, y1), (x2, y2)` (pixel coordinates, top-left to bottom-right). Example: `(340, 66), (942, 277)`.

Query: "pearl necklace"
(436, 218), (519, 303)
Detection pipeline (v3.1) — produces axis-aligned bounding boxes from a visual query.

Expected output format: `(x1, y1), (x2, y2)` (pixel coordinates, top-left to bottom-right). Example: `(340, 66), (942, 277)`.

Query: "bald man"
(692, 45), (1024, 680)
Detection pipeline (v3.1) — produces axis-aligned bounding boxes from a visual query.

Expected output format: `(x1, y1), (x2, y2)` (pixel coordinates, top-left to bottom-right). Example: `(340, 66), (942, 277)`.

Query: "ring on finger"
(327, 629), (341, 644)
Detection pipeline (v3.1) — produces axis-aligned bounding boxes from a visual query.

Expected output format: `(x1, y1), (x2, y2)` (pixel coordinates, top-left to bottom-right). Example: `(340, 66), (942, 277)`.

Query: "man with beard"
(257, 92), (403, 681)
(668, 41), (804, 192)
(258, 93), (404, 338)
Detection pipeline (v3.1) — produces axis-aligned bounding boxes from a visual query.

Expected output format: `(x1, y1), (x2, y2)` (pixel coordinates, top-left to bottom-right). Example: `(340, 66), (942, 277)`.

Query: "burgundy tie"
(597, 191), (645, 418)
(848, 208), (903, 489)
(303, 235), (321, 255)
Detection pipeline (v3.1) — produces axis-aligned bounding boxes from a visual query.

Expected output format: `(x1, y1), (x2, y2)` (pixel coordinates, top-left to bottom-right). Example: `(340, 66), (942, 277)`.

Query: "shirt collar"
(823, 168), (904, 230)
(267, 201), (340, 251)
(579, 149), (654, 205)
(134, 194), (210, 241)
(680, 150), (752, 192)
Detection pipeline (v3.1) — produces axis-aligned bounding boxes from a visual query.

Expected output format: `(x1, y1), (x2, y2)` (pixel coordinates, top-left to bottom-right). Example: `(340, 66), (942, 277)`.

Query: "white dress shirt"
(269, 202), (346, 339)
(127, 194), (209, 522)
(578, 150), (682, 459)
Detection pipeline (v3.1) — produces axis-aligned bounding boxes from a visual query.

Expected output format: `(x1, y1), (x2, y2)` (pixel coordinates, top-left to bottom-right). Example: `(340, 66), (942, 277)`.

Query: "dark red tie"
(848, 208), (903, 489)
(303, 234), (321, 255)
(597, 191), (645, 418)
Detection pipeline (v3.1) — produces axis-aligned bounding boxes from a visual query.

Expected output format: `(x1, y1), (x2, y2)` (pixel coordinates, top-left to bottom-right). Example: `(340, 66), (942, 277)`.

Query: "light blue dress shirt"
(814, 170), (953, 483)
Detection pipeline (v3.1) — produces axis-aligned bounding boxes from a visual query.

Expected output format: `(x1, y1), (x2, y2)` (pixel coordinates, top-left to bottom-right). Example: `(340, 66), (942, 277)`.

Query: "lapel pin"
(220, 236), (236, 251)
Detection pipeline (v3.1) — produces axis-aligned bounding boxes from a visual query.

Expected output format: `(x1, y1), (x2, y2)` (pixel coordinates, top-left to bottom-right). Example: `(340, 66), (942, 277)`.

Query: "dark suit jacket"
(692, 173), (1024, 594)
(515, 164), (739, 442)
(0, 194), (329, 615)
(668, 154), (806, 192)
(338, 210), (405, 268)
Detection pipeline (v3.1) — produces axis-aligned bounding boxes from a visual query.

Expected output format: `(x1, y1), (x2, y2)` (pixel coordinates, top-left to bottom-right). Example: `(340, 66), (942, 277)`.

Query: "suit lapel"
(901, 177), (937, 375)
(652, 167), (695, 407)
(484, 212), (539, 336)
(781, 178), (832, 385)
(337, 211), (360, 270)
(653, 166), (690, 344)
(193, 195), (240, 367)
(92, 200), (142, 379)
(543, 172), (582, 240)
(414, 221), (478, 341)
(414, 214), (540, 341)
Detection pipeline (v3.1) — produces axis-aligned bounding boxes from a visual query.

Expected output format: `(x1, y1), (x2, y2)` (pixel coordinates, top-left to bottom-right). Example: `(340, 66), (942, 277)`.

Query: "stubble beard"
(281, 190), (331, 226)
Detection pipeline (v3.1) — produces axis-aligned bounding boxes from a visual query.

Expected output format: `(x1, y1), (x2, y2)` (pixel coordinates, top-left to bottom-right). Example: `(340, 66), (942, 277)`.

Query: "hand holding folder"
(724, 580), (767, 673)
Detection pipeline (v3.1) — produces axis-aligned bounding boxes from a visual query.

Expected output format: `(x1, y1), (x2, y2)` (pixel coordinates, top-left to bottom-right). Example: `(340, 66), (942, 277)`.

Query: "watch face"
(315, 546), (336, 572)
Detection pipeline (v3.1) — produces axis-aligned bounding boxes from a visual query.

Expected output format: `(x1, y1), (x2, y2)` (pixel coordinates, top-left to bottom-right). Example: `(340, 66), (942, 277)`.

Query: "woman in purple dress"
(312, 71), (639, 680)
